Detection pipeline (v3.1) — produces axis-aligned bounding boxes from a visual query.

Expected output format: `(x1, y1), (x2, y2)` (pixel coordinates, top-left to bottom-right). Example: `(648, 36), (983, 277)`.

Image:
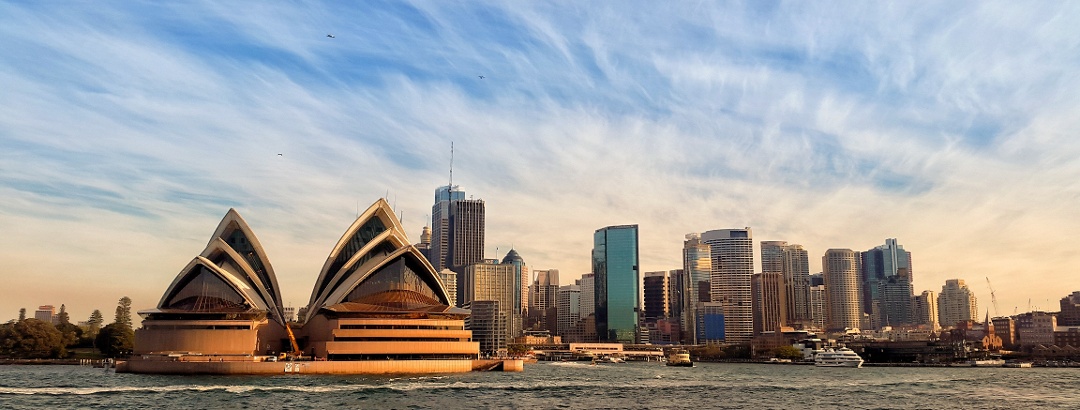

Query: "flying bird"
(326, 34), (335, 38)
(277, 153), (283, 156)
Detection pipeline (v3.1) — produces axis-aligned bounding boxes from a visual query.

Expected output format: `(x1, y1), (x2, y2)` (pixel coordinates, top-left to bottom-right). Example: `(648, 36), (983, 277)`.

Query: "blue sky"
(2, 1), (1079, 321)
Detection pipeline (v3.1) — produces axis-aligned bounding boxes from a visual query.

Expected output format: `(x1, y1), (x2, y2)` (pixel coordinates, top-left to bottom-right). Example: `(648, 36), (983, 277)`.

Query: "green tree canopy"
(0, 318), (66, 358)
(114, 297), (132, 330)
(773, 345), (804, 360)
(86, 309), (104, 339)
(56, 304), (71, 326)
(18, 308), (26, 322)
(95, 322), (134, 358)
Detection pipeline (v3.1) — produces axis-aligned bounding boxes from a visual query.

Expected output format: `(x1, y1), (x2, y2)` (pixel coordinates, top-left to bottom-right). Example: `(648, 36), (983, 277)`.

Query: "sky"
(2, 1), (1079, 323)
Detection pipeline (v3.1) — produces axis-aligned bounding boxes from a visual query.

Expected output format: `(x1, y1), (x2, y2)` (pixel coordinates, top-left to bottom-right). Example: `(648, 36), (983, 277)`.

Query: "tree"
(0, 319), (66, 358)
(773, 345), (805, 361)
(56, 304), (71, 326)
(95, 323), (134, 358)
(114, 297), (132, 330)
(18, 308), (26, 322)
(83, 309), (104, 346)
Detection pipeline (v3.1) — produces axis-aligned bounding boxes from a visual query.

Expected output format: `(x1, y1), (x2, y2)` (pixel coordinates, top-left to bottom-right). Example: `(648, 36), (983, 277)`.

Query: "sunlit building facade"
(593, 225), (640, 343)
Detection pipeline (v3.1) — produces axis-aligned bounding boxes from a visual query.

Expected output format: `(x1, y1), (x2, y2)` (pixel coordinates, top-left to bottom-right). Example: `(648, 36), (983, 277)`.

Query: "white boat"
(815, 348), (863, 368)
(970, 359), (1006, 367)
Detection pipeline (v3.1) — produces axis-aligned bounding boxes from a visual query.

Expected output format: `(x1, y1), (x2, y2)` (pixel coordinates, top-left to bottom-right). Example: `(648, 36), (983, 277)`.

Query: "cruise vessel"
(815, 348), (864, 368)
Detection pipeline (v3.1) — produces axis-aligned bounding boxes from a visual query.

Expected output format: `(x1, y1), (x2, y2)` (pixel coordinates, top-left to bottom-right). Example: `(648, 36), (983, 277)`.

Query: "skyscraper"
(643, 271), (669, 322)
(937, 279), (978, 329)
(462, 259), (519, 349)
(528, 269), (560, 332)
(913, 290), (939, 330)
(682, 233), (711, 344)
(556, 284), (581, 340)
(702, 228), (754, 344)
(823, 249), (862, 332)
(782, 244), (811, 323)
(809, 284), (827, 330)
(500, 249), (528, 328)
(861, 239), (914, 329)
(751, 272), (786, 334)
(579, 273), (595, 319)
(667, 269), (685, 327)
(430, 185), (485, 307)
(593, 225), (640, 343)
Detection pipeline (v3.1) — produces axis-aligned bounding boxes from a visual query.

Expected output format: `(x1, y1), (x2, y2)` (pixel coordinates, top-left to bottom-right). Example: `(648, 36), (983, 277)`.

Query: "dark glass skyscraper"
(592, 225), (639, 343)
(861, 238), (913, 328)
(430, 185), (485, 307)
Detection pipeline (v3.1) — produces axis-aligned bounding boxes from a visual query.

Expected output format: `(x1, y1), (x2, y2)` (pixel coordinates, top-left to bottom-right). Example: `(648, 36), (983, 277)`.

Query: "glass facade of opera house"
(131, 199), (480, 369)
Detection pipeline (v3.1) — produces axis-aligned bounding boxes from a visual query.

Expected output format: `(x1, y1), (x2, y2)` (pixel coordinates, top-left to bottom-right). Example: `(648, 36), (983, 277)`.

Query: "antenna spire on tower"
(449, 141), (454, 190)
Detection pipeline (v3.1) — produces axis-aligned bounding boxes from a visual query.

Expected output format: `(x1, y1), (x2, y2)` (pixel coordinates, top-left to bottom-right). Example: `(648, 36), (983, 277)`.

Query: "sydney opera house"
(118, 199), (518, 375)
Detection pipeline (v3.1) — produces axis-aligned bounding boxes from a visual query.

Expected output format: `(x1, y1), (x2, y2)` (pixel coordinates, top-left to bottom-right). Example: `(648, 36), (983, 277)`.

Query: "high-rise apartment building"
(823, 249), (862, 332)
(702, 228), (754, 343)
(643, 271), (669, 322)
(462, 259), (520, 344)
(579, 273), (595, 319)
(913, 290), (939, 330)
(35, 305), (55, 323)
(937, 279), (978, 329)
(682, 233), (711, 344)
(760, 240), (810, 327)
(592, 225), (640, 343)
(861, 239), (914, 329)
(751, 272), (786, 334)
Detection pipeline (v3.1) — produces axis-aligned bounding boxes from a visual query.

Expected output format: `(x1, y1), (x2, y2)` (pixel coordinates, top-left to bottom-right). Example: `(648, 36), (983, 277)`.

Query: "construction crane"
(985, 277), (1000, 317)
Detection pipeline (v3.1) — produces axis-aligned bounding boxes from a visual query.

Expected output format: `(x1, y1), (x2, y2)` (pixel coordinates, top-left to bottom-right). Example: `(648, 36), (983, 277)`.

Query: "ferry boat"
(666, 349), (694, 367)
(814, 348), (863, 368)
(970, 359), (1006, 367)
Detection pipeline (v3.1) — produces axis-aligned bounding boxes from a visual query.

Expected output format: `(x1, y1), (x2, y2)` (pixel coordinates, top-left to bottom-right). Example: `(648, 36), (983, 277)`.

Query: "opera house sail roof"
(143, 209), (286, 324)
(305, 199), (462, 323)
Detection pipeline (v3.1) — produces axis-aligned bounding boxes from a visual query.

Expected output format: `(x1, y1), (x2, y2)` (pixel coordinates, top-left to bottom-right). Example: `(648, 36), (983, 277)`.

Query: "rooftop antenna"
(449, 141), (454, 190)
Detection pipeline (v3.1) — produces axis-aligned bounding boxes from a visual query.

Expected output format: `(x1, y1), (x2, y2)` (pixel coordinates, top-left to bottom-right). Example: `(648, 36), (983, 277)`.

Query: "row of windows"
(340, 325), (462, 330)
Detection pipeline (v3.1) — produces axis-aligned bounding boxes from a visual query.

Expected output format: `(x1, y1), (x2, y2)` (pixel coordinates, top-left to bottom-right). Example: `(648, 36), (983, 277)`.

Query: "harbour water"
(2, 361), (1077, 409)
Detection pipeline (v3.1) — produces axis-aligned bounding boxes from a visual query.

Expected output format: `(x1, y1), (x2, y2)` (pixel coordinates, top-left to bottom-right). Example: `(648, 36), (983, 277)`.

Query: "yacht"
(666, 349), (694, 367)
(815, 348), (864, 368)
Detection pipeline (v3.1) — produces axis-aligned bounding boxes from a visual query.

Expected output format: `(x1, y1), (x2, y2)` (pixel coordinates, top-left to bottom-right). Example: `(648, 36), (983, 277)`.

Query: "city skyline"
(3, 2), (1080, 321)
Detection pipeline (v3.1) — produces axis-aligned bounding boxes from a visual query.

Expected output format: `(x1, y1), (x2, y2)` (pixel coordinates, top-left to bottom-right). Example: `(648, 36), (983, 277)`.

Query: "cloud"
(1, 1), (1078, 320)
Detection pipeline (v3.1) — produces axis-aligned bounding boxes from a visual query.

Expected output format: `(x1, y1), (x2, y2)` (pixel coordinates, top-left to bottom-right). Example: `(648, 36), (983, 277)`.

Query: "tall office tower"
(823, 249), (862, 332)
(702, 228), (754, 344)
(782, 245), (811, 323)
(667, 269), (685, 325)
(643, 271), (669, 322)
(1059, 291), (1080, 326)
(809, 284), (827, 330)
(761, 241), (786, 273)
(579, 273), (595, 319)
(696, 302), (727, 345)
(937, 279), (978, 329)
(528, 269), (560, 332)
(557, 284), (581, 340)
(682, 233), (712, 344)
(34, 305), (55, 323)
(500, 249), (529, 326)
(913, 290), (939, 330)
(752, 272), (787, 334)
(593, 225), (640, 343)
(861, 239), (914, 329)
(430, 185), (464, 273)
(462, 259), (520, 345)
(438, 269), (458, 311)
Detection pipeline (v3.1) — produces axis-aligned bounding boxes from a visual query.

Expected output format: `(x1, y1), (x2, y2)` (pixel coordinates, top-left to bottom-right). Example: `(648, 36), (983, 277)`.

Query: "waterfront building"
(682, 233), (712, 344)
(463, 259), (520, 351)
(465, 300), (504, 355)
(861, 239), (914, 329)
(1016, 311), (1057, 347)
(913, 290), (939, 330)
(702, 228), (754, 344)
(643, 271), (669, 322)
(696, 302), (726, 345)
(809, 284), (827, 330)
(34, 305), (55, 323)
(593, 225), (640, 343)
(1059, 291), (1080, 326)
(528, 269), (560, 332)
(823, 249), (862, 332)
(556, 284), (581, 340)
(992, 316), (1017, 348)
(751, 272), (786, 334)
(937, 279), (978, 329)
